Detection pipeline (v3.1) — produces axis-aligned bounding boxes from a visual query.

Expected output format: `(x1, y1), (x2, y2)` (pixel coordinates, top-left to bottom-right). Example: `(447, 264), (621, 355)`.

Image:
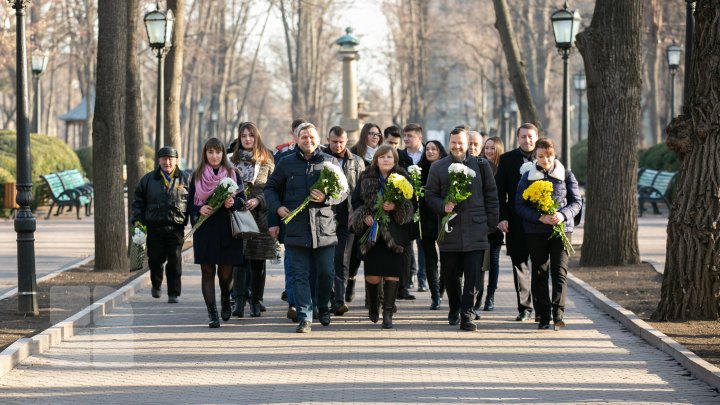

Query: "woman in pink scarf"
(187, 137), (246, 328)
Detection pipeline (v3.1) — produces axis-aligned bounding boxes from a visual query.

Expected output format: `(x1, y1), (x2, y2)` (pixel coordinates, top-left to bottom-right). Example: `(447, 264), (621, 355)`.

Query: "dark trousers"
(333, 223), (358, 305)
(527, 233), (570, 321)
(440, 250), (484, 323)
(420, 237), (440, 300)
(511, 254), (533, 314)
(147, 227), (183, 297)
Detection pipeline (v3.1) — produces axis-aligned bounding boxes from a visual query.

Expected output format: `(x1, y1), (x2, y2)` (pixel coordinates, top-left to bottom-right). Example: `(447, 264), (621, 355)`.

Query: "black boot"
(250, 260), (265, 317)
(382, 280), (399, 329)
(345, 278), (356, 303)
(207, 304), (220, 328)
(232, 265), (248, 317)
(483, 288), (496, 311)
(221, 294), (231, 321)
(366, 282), (380, 323)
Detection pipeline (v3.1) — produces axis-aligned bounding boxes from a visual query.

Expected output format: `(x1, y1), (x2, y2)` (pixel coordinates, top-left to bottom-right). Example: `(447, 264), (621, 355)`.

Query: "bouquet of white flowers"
(184, 177), (239, 241)
(129, 223), (147, 271)
(408, 165), (424, 239)
(283, 162), (348, 224)
(437, 163), (476, 241)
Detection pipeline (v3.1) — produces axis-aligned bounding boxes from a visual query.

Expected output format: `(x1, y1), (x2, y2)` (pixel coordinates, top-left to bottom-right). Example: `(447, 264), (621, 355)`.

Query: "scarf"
(194, 165), (236, 206)
(161, 167), (175, 189)
(364, 145), (378, 163)
(235, 150), (257, 185)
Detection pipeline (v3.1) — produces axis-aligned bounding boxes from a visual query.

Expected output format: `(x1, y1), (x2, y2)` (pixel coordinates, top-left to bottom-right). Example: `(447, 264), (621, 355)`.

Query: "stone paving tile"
(1, 257), (719, 404)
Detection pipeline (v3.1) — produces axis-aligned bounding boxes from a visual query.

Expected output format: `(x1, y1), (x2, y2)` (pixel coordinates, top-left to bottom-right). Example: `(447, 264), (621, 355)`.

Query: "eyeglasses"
(368, 132), (381, 137)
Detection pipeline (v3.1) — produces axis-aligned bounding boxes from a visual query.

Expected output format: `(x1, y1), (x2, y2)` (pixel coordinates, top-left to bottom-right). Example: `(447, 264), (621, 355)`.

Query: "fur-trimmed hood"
(520, 160), (566, 181)
(350, 165), (414, 255)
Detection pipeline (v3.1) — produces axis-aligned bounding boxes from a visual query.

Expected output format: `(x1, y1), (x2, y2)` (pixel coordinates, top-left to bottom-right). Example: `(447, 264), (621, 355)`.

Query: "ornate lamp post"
(144, 5), (174, 154)
(666, 44), (682, 122)
(336, 27), (360, 145)
(30, 49), (49, 134)
(573, 72), (586, 141)
(210, 110), (219, 140)
(7, 0), (38, 316)
(551, 1), (581, 169)
(508, 100), (518, 150)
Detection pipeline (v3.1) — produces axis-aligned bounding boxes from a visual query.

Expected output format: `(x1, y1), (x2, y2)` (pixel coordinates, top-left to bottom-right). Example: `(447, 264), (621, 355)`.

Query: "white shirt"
(407, 146), (424, 165)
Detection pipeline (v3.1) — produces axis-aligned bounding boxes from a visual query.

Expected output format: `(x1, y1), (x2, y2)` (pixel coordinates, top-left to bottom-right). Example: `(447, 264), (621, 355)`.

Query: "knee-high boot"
(232, 265), (248, 317)
(366, 282), (380, 323)
(382, 280), (398, 329)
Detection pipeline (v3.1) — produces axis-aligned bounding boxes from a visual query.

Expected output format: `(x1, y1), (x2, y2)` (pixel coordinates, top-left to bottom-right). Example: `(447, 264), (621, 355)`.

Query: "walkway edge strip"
(568, 272), (720, 391)
(0, 248), (192, 378)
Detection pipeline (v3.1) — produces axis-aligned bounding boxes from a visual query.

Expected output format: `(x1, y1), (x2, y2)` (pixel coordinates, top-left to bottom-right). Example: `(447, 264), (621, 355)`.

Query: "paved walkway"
(1, 255), (718, 404)
(0, 215), (94, 297)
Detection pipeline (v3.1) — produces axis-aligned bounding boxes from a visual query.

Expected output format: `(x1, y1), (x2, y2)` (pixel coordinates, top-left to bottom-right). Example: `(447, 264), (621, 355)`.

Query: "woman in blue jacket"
(515, 138), (582, 330)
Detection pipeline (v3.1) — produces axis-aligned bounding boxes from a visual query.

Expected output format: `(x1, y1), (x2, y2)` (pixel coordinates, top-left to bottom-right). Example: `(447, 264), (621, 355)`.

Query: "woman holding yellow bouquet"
(351, 145), (414, 329)
(515, 138), (582, 330)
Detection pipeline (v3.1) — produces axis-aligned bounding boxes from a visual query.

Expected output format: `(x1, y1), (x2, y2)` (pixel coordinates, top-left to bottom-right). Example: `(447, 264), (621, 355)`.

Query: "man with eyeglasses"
(266, 122), (348, 333)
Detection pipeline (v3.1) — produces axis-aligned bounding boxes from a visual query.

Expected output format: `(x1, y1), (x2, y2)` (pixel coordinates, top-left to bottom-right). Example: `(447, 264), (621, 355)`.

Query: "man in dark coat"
(425, 127), (499, 331)
(265, 122), (348, 333)
(325, 126), (365, 316)
(495, 123), (539, 321)
(131, 146), (189, 303)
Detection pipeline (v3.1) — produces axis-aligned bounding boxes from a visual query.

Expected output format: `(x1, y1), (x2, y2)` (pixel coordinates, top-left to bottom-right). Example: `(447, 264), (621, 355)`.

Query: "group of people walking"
(131, 118), (582, 333)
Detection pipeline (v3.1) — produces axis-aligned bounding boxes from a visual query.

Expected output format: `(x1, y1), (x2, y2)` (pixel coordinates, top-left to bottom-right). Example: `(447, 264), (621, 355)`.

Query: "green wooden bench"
(58, 169), (93, 215)
(40, 173), (87, 219)
(638, 168), (676, 216)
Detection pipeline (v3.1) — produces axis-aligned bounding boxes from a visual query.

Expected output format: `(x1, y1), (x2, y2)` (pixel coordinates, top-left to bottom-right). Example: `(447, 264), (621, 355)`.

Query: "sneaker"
(296, 320), (311, 333)
(151, 287), (161, 299)
(167, 295), (179, 304)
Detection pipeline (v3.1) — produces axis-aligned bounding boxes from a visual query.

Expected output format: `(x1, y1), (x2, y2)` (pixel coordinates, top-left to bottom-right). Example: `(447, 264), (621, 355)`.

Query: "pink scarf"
(194, 165), (236, 206)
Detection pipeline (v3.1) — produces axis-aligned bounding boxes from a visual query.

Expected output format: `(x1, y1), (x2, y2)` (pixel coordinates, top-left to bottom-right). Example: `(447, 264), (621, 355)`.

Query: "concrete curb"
(568, 272), (720, 391)
(0, 248), (193, 378)
(0, 256), (95, 302)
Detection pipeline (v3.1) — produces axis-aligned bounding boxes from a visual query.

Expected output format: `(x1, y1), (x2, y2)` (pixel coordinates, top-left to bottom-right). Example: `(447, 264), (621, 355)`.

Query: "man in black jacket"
(265, 123), (348, 333)
(131, 147), (189, 303)
(495, 123), (539, 321)
(325, 126), (365, 316)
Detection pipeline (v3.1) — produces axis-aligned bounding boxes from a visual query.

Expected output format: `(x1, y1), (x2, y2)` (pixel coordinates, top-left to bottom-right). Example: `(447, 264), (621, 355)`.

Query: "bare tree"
(654, 0), (720, 321)
(93, 0), (129, 271)
(164, 0), (184, 153)
(125, 0), (145, 236)
(576, 0), (643, 266)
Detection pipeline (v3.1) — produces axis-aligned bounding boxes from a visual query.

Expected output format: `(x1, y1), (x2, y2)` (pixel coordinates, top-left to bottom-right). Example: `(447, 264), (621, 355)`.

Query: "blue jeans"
(287, 245), (334, 322)
(284, 249), (294, 306)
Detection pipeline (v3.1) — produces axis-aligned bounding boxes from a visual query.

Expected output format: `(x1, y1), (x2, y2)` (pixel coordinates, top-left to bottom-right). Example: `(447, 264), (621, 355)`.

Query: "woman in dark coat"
(230, 122), (276, 318)
(417, 140), (447, 310)
(351, 145), (414, 329)
(349, 122), (383, 166)
(188, 137), (246, 328)
(515, 138), (582, 330)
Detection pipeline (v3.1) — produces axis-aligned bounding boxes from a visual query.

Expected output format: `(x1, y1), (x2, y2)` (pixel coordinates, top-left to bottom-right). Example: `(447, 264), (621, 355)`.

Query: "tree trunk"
(163, 0), (184, 155)
(653, 0), (720, 321)
(124, 0), (145, 236)
(576, 0), (643, 267)
(492, 0), (542, 133)
(646, 0), (663, 146)
(93, 0), (129, 271)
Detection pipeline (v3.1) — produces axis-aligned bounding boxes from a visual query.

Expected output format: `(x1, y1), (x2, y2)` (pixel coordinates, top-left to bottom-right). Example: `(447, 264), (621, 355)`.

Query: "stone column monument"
(336, 27), (360, 145)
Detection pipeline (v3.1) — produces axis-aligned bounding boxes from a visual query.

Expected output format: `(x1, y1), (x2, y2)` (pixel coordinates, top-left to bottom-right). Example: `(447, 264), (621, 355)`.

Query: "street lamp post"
(508, 100), (518, 150)
(666, 44), (682, 122)
(8, 0), (38, 316)
(30, 49), (49, 134)
(210, 111), (218, 140)
(551, 1), (581, 170)
(573, 72), (586, 141)
(503, 110), (510, 146)
(196, 102), (205, 167)
(144, 5), (174, 154)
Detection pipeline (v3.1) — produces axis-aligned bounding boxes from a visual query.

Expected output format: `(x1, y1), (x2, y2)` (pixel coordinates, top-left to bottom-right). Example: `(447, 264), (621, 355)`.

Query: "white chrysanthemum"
(408, 165), (422, 175)
(219, 177), (239, 194)
(131, 227), (147, 245)
(448, 163), (476, 178)
(323, 161), (349, 194)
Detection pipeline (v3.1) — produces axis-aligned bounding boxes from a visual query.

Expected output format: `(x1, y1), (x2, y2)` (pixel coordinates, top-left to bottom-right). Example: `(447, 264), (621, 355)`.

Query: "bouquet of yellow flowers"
(283, 162), (348, 224)
(522, 180), (574, 254)
(359, 172), (413, 244)
(408, 165), (424, 239)
(437, 163), (475, 241)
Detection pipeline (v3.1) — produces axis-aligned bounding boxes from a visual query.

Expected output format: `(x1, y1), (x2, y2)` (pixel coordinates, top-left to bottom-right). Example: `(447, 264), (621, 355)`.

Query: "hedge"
(638, 142), (679, 172)
(76, 144), (155, 181)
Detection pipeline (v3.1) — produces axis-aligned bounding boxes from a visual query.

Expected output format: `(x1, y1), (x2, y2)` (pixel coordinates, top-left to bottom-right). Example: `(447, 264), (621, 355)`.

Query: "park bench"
(40, 172), (90, 220)
(637, 168), (676, 216)
(58, 169), (93, 215)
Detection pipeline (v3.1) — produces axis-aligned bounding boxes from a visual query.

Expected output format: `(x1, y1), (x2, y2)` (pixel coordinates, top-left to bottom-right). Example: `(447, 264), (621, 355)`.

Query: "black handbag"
(229, 209), (260, 239)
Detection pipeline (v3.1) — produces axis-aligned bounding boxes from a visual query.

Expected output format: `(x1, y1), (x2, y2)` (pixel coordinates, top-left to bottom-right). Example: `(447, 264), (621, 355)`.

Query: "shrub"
(76, 144), (156, 181)
(570, 139), (588, 185)
(0, 131), (83, 210)
(638, 143), (679, 172)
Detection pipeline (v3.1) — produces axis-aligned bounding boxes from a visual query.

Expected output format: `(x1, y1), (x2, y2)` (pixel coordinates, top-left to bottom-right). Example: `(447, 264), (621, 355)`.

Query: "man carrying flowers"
(514, 138), (582, 330)
(265, 122), (348, 333)
(425, 127), (499, 332)
(131, 146), (189, 303)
